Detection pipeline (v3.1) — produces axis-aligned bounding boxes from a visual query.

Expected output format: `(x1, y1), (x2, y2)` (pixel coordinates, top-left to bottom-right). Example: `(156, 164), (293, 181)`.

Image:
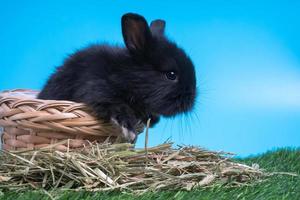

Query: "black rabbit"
(38, 13), (196, 142)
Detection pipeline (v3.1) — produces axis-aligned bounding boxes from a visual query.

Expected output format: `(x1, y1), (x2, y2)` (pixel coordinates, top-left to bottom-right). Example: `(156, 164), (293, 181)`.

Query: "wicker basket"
(0, 89), (124, 151)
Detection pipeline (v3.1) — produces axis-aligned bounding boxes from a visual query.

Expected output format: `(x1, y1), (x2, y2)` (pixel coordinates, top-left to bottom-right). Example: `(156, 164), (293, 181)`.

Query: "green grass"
(1, 148), (299, 200)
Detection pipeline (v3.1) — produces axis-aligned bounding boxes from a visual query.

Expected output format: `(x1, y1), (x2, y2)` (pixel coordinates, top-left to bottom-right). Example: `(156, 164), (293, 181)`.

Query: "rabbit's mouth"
(153, 104), (183, 117)
(152, 93), (196, 117)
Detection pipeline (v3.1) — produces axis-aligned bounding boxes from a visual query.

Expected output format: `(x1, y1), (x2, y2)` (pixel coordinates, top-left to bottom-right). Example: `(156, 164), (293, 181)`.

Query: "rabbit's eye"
(165, 71), (177, 81)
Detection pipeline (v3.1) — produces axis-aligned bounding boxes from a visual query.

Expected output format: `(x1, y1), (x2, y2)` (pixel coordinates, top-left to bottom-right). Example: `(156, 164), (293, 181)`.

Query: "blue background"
(1, 1), (300, 156)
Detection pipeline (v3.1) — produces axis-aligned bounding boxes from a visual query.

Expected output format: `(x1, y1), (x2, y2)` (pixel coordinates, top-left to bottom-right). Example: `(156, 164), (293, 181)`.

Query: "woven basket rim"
(0, 89), (122, 151)
(0, 89), (82, 104)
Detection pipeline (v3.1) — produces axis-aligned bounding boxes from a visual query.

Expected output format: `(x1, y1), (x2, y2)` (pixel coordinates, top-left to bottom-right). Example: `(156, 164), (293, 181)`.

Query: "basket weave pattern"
(0, 90), (121, 151)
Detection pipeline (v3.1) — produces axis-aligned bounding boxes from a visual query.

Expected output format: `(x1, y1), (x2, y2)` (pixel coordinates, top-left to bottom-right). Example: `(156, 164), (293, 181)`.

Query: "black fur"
(38, 13), (196, 142)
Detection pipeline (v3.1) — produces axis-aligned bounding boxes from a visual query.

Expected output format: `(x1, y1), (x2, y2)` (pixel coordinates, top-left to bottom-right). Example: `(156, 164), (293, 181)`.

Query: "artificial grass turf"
(0, 148), (299, 200)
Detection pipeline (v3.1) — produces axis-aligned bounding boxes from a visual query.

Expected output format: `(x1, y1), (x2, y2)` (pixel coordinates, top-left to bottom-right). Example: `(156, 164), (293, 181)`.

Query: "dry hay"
(0, 140), (266, 193)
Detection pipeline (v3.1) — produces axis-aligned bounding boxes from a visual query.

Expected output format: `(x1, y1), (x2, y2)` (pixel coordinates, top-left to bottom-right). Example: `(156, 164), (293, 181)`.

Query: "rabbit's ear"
(122, 13), (152, 55)
(150, 20), (166, 36)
